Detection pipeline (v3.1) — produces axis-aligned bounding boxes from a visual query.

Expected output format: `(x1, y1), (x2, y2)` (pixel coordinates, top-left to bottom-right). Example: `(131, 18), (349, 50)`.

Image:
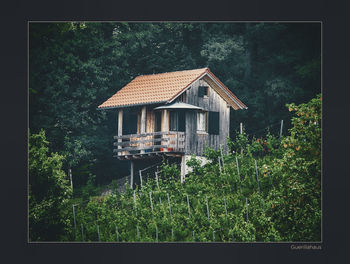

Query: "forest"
(29, 22), (321, 241)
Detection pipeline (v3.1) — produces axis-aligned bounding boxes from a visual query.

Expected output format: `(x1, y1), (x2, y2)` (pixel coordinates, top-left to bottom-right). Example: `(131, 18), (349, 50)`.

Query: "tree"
(266, 95), (321, 241)
(29, 129), (72, 241)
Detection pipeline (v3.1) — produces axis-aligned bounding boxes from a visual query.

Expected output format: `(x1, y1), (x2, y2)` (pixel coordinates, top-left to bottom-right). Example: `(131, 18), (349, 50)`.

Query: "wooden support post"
(212, 230), (215, 241)
(280, 119), (284, 138)
(171, 228), (174, 240)
(163, 109), (169, 132)
(218, 156), (222, 174)
(139, 170), (143, 188)
(130, 161), (134, 189)
(140, 106), (146, 154)
(162, 109), (169, 152)
(118, 109), (123, 155)
(136, 225), (140, 241)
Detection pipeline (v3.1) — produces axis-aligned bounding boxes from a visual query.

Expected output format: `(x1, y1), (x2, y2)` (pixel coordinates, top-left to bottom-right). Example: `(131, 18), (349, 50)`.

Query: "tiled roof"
(98, 68), (247, 109)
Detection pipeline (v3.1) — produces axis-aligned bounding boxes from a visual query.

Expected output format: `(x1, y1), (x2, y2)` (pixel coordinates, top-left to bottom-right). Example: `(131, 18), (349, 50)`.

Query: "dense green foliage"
(29, 130), (72, 241)
(67, 96), (321, 242)
(29, 23), (321, 241)
(29, 22), (321, 187)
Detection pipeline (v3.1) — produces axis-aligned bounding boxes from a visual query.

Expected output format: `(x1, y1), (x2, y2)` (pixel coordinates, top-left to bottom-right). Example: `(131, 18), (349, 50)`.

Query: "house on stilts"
(98, 68), (247, 187)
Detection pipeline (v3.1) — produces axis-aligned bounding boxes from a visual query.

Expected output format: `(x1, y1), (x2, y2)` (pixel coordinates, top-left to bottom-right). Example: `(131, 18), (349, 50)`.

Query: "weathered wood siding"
(184, 78), (230, 156)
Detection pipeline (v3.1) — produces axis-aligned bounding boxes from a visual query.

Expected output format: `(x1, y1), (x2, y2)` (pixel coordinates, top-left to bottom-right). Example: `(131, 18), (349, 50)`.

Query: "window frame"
(197, 111), (208, 134)
(198, 85), (209, 98)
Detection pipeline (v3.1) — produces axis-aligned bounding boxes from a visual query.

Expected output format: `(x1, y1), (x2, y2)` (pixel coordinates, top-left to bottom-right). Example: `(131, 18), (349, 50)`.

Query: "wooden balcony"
(113, 131), (185, 160)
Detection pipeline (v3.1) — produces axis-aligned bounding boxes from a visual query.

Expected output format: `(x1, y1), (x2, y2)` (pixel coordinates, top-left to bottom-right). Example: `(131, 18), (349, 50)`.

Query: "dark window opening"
(123, 110), (138, 135)
(199, 86), (209, 97)
(155, 111), (161, 132)
(170, 111), (185, 132)
(208, 111), (220, 135)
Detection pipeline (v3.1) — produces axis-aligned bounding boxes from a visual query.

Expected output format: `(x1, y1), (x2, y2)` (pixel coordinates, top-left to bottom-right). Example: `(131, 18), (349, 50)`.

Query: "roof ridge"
(135, 67), (208, 78)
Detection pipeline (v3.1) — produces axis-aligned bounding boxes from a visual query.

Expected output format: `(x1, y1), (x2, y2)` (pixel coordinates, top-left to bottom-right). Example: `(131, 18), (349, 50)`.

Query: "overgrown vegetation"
(62, 95), (321, 242)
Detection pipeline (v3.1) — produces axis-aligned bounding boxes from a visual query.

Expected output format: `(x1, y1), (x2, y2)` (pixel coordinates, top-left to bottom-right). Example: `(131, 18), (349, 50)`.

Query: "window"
(208, 111), (220, 135)
(198, 86), (209, 97)
(122, 111), (138, 135)
(154, 111), (161, 132)
(197, 111), (208, 133)
(170, 111), (185, 132)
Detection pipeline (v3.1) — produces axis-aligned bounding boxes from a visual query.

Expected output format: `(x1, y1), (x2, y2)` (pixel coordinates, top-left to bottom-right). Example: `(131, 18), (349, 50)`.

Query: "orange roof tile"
(98, 68), (247, 109)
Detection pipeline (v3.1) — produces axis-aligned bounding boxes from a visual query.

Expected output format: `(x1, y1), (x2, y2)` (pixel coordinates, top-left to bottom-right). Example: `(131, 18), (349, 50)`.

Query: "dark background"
(0, 0), (349, 263)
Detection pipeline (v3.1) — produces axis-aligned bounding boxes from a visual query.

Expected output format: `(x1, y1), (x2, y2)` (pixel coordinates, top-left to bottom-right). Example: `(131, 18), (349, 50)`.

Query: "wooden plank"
(113, 145), (169, 152)
(114, 131), (180, 139)
(114, 137), (169, 147)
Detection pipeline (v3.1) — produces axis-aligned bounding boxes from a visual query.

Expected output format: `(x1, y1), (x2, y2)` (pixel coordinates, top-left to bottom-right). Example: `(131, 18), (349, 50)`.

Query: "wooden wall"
(185, 78), (230, 156)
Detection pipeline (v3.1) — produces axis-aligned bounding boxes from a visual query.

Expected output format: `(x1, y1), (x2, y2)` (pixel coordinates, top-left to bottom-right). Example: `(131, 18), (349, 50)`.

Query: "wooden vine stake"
(81, 223), (84, 242)
(262, 199), (265, 211)
(245, 198), (249, 222)
(149, 191), (153, 212)
(280, 119), (284, 138)
(254, 159), (261, 192)
(192, 230), (195, 241)
(139, 170), (143, 188)
(220, 144), (225, 169)
(171, 228), (174, 240)
(72, 204), (77, 230)
(235, 156), (240, 179)
(155, 171), (159, 189)
(206, 196), (210, 221)
(133, 190), (137, 215)
(212, 230), (215, 241)
(224, 198), (228, 216)
(240, 122), (243, 154)
(167, 193), (172, 220)
(156, 226), (158, 242)
(136, 225), (140, 241)
(186, 194), (191, 218)
(218, 157), (222, 173)
(97, 225), (101, 242)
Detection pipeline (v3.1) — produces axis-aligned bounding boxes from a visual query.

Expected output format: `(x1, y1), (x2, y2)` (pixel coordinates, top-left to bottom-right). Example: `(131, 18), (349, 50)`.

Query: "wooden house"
(98, 68), (247, 185)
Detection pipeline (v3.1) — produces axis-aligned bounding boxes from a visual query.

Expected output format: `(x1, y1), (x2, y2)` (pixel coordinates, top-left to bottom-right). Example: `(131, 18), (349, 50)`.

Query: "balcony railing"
(113, 131), (185, 158)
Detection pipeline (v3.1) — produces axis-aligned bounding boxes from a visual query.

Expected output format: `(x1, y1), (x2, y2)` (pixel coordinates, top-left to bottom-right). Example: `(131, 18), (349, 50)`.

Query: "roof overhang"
(97, 101), (167, 110)
(154, 102), (204, 111)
